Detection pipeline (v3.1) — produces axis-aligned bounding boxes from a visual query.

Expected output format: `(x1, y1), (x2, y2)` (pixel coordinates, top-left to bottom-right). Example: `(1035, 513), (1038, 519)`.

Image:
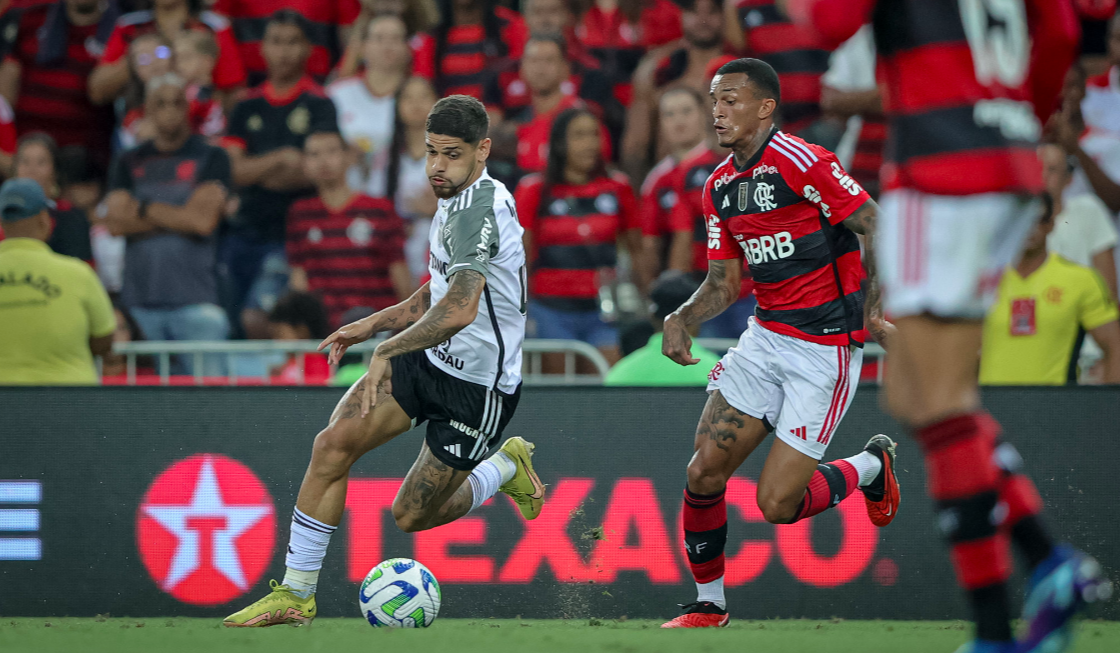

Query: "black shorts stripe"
(483, 284), (505, 391)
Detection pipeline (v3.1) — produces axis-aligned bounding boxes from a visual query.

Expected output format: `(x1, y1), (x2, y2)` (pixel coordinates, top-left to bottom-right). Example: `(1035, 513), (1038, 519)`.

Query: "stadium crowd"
(1, 0), (1119, 385)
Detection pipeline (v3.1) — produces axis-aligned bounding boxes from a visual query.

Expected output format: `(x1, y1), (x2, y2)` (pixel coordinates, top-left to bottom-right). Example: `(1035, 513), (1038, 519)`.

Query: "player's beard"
(431, 159), (478, 199)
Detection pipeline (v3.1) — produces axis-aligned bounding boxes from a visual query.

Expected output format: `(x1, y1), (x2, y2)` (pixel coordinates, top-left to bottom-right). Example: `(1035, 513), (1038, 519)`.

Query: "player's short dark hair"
(716, 57), (781, 103)
(526, 32), (567, 59)
(267, 9), (311, 40)
(426, 95), (489, 144)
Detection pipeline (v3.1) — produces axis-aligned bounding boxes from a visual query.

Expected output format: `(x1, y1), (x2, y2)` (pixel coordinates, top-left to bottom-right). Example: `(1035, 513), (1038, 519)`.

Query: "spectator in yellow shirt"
(0, 178), (115, 385)
(980, 195), (1120, 385)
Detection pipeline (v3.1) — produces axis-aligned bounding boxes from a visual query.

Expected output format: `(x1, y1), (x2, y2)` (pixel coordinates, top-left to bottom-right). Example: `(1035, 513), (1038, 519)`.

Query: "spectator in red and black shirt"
(88, 0), (246, 106)
(221, 10), (338, 339)
(728, 0), (830, 136)
(432, 0), (528, 101)
(0, 0), (118, 168)
(516, 107), (641, 362)
(287, 131), (411, 329)
(639, 87), (707, 286)
(213, 0), (361, 86)
(573, 0), (682, 107)
(622, 0), (726, 181)
(500, 34), (612, 176)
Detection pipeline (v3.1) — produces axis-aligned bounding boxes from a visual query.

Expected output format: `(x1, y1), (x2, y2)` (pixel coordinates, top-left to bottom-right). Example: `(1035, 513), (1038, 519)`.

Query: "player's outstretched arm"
(662, 260), (740, 365)
(318, 281), (433, 365)
(357, 270), (486, 416)
(843, 199), (895, 347)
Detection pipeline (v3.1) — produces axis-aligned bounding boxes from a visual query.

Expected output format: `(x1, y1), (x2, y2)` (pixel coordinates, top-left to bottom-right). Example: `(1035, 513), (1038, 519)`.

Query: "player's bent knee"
(686, 457), (730, 496)
(310, 423), (363, 474)
(390, 502), (430, 533)
(757, 491), (800, 524)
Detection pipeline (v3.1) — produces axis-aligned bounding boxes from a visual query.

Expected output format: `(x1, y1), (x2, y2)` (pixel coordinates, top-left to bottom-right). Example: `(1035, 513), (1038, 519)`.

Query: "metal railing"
(108, 339), (612, 386)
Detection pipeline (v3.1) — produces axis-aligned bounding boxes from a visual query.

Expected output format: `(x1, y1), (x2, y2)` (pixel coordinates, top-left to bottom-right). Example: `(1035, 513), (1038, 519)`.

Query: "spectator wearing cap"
(0, 0), (118, 168)
(621, 0), (725, 181)
(103, 73), (231, 374)
(88, 0), (245, 106)
(213, 0), (361, 87)
(14, 132), (93, 263)
(0, 177), (115, 385)
(221, 9), (338, 339)
(604, 271), (721, 386)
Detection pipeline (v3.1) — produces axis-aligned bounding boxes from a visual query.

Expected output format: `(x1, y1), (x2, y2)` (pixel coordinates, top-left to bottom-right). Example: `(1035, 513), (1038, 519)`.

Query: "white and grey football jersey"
(426, 169), (526, 394)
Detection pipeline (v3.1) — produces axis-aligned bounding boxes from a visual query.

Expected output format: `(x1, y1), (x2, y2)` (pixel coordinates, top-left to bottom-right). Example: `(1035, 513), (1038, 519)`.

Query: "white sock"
(467, 451), (516, 511)
(696, 577), (726, 610)
(283, 508), (337, 598)
(844, 450), (883, 487)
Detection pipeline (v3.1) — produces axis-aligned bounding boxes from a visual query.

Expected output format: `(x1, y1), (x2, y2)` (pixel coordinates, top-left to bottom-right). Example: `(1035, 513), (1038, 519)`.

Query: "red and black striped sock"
(788, 461), (859, 523)
(993, 441), (1054, 569)
(918, 412), (1013, 643)
(683, 487), (727, 584)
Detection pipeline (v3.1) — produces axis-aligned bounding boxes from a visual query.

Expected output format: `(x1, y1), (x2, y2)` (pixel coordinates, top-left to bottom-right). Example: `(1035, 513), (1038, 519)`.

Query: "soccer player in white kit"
(225, 95), (545, 627)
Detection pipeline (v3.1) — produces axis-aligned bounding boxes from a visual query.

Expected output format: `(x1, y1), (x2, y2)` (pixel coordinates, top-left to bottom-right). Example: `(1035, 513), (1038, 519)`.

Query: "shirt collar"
(0, 237), (51, 253)
(261, 77), (318, 107)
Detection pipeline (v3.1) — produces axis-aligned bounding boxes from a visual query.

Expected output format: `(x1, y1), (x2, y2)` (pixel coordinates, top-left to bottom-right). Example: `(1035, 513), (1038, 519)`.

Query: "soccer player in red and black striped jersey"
(785, 2), (1111, 652)
(287, 131), (412, 329)
(659, 58), (900, 629)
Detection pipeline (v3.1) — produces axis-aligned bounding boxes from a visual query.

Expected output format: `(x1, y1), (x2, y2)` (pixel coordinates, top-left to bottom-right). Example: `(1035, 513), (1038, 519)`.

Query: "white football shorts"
(707, 318), (863, 461)
(878, 189), (1037, 319)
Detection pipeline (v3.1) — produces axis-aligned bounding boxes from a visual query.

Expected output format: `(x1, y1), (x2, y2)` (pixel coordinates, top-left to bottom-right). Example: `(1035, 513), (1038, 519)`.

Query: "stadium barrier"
(104, 339), (887, 386)
(1, 386), (1115, 620)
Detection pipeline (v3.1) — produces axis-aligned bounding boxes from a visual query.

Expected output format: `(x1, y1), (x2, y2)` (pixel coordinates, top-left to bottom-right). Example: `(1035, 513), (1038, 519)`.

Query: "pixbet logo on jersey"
(136, 454), (275, 606)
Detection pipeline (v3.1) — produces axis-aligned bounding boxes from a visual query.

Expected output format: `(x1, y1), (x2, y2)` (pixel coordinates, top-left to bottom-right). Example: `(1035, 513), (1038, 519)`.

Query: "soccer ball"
(358, 558), (441, 628)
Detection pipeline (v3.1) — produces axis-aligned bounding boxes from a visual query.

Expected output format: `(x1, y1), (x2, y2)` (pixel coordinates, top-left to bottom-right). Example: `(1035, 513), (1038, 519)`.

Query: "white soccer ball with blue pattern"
(358, 558), (441, 628)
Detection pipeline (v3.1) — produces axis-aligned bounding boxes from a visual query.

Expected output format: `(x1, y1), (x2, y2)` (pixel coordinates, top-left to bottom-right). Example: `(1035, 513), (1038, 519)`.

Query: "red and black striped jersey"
(515, 172), (639, 306)
(670, 143), (754, 298)
(639, 155), (681, 238)
(787, 0), (1080, 196)
(100, 10), (247, 90)
(6, 3), (114, 159)
(286, 193), (406, 327)
(705, 129), (869, 346)
(511, 96), (612, 174)
(211, 0), (360, 85)
(436, 7), (528, 101)
(573, 0), (681, 106)
(735, 0), (830, 135)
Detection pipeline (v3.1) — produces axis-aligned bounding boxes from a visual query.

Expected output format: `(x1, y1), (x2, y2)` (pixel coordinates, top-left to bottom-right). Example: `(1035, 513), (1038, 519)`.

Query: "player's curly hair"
(426, 95), (489, 145)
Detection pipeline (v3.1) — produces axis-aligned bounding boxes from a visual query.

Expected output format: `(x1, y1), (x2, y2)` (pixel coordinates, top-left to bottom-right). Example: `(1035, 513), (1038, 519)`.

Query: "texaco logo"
(136, 454), (275, 606)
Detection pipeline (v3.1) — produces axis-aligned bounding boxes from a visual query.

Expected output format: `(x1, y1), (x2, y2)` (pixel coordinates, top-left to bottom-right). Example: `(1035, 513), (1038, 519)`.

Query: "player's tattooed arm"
(319, 281), (434, 365)
(662, 260), (741, 365)
(373, 270), (485, 360)
(843, 200), (894, 347)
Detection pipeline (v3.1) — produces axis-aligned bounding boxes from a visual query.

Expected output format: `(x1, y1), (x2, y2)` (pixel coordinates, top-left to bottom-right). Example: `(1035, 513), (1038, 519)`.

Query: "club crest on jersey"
(754, 182), (777, 211)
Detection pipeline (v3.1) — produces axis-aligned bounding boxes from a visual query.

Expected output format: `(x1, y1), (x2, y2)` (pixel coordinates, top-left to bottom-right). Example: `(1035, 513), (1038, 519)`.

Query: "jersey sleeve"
(615, 178), (641, 230)
(513, 177), (541, 234)
(107, 152), (134, 192)
(199, 147), (232, 186)
(443, 185), (499, 279)
(704, 184), (740, 261)
(220, 101), (250, 150)
(1079, 268), (1120, 331)
(783, 142), (872, 225)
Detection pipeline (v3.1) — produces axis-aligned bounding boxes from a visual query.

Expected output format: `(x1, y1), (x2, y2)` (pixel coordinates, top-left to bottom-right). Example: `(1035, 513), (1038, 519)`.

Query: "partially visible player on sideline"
(659, 58), (900, 628)
(223, 95), (545, 627)
(782, 2), (1112, 652)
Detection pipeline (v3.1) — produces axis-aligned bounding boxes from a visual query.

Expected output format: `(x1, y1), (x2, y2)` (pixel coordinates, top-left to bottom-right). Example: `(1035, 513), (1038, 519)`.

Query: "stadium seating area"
(0, 0), (1118, 386)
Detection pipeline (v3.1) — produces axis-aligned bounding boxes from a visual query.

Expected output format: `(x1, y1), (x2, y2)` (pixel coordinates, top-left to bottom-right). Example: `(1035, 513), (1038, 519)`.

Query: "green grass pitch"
(2, 618), (1118, 653)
